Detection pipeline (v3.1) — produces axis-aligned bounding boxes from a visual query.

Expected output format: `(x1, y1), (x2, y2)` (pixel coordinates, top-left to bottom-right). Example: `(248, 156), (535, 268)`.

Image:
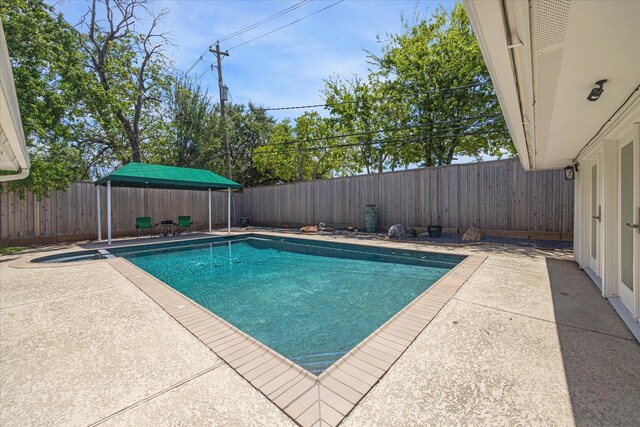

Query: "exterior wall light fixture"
(564, 165), (576, 181)
(587, 79), (607, 101)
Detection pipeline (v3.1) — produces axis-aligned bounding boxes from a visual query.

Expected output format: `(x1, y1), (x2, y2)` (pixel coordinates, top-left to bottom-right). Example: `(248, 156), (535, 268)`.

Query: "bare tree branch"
(77, 0), (170, 163)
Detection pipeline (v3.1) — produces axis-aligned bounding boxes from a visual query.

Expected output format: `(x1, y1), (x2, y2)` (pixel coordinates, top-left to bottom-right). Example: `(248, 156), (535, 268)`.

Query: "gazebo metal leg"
(96, 186), (101, 241)
(107, 181), (112, 245)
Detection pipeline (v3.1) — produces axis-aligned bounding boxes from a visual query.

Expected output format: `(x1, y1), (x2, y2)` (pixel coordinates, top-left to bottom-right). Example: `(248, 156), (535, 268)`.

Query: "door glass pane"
(591, 164), (597, 259)
(620, 141), (634, 290)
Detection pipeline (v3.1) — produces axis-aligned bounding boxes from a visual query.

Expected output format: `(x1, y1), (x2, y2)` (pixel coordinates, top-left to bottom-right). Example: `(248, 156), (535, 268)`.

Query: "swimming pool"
(30, 233), (481, 425)
(110, 236), (463, 373)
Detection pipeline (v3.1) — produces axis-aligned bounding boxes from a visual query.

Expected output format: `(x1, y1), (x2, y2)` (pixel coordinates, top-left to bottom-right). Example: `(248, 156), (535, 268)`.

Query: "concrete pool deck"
(1, 232), (639, 426)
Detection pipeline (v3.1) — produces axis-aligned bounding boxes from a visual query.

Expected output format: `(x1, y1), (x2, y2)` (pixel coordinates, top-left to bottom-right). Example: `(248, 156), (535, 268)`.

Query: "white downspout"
(227, 188), (231, 234)
(208, 188), (212, 232)
(96, 185), (101, 241)
(107, 181), (112, 245)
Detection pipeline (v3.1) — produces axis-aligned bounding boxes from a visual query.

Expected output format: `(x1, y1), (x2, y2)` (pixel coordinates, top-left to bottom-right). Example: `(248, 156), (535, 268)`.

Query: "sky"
(50, 0), (455, 115)
(48, 0), (493, 164)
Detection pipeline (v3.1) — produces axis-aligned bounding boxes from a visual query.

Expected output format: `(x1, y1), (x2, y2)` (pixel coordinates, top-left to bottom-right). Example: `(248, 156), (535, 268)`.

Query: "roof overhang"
(0, 19), (30, 180)
(463, 0), (640, 170)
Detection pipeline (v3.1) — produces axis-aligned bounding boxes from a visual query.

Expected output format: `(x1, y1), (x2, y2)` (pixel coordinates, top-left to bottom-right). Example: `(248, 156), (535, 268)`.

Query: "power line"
(182, 1), (318, 77)
(184, 47), (211, 77)
(261, 113), (503, 148)
(176, 128), (508, 162)
(254, 129), (509, 157)
(264, 103), (328, 111)
(219, 0), (313, 42)
(262, 82), (491, 111)
(194, 66), (212, 83)
(228, 0), (344, 51)
(40, 127), (508, 163)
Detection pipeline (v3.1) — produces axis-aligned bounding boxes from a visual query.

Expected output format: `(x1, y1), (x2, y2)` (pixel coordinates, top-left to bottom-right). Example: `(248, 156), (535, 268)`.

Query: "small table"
(159, 220), (175, 236)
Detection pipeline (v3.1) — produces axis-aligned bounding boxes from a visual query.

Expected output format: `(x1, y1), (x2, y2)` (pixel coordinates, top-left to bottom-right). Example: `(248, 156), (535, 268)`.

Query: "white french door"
(618, 129), (639, 315)
(589, 158), (601, 273)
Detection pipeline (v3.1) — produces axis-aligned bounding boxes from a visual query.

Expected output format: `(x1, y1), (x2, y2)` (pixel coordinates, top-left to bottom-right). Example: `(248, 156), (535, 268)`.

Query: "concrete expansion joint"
(452, 297), (638, 343)
(88, 362), (225, 426)
(0, 284), (123, 311)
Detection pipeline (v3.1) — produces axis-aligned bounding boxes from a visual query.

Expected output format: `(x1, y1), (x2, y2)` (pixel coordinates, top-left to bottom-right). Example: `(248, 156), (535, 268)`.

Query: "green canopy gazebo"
(94, 162), (241, 245)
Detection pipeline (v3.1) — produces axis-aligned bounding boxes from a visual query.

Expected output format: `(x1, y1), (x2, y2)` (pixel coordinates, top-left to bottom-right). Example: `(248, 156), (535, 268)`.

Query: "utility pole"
(210, 42), (234, 230)
(210, 42), (232, 180)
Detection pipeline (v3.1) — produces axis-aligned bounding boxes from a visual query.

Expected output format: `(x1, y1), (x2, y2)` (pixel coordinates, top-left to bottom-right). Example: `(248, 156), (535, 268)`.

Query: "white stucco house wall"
(0, 19), (29, 181)
(463, 0), (640, 339)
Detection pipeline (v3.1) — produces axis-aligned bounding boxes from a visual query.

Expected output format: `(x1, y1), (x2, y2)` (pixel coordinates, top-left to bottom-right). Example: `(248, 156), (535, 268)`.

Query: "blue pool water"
(120, 237), (461, 373)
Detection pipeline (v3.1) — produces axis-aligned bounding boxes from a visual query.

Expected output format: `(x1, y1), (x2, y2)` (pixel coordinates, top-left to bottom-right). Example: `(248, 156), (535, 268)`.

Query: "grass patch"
(0, 246), (29, 256)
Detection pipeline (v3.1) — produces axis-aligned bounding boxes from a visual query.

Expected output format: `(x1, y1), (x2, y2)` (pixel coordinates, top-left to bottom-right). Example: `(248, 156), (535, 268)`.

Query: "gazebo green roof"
(94, 162), (241, 190)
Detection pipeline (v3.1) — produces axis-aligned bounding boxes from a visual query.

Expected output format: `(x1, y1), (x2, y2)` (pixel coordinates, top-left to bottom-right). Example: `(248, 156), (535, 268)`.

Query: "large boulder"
(300, 225), (319, 233)
(462, 227), (482, 241)
(388, 224), (406, 239)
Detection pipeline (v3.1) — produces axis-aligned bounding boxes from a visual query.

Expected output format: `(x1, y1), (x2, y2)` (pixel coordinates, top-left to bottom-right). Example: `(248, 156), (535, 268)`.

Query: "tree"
(370, 3), (512, 166)
(77, 0), (172, 163)
(1, 0), (90, 196)
(158, 75), (221, 170)
(323, 3), (513, 170)
(225, 103), (275, 187)
(323, 75), (408, 173)
(254, 112), (349, 183)
(159, 81), (276, 187)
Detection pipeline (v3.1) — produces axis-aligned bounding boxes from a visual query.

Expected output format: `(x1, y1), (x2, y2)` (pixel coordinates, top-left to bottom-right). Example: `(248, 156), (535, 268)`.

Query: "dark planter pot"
(427, 225), (443, 238)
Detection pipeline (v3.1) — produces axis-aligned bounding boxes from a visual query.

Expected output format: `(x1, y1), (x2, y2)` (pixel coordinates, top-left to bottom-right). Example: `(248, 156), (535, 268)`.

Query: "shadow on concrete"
(546, 257), (640, 426)
(77, 232), (214, 250)
(464, 244), (572, 259)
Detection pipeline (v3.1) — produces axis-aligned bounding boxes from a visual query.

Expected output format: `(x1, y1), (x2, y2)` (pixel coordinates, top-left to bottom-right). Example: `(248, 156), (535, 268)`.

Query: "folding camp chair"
(176, 216), (193, 234)
(135, 216), (155, 238)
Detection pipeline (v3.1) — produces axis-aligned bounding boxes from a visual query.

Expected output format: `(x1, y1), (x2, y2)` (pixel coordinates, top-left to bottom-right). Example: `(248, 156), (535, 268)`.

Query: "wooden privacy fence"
(0, 182), (232, 244)
(1, 159), (574, 244)
(237, 159), (574, 239)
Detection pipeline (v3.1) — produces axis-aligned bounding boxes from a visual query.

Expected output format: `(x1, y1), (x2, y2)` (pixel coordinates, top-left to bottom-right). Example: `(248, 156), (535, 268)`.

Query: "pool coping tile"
(107, 234), (486, 426)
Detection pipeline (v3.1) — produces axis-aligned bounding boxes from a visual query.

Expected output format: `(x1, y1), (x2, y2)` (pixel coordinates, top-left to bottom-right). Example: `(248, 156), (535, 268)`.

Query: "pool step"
(289, 351), (346, 375)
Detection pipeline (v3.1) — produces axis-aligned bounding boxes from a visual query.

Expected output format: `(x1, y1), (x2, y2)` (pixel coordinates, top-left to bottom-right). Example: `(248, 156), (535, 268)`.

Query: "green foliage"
(323, 75), (406, 173)
(254, 112), (349, 183)
(225, 103), (276, 186)
(325, 2), (514, 168)
(2, 0), (174, 197)
(2, 0), (513, 196)
(0, 246), (30, 256)
(157, 75), (220, 169)
(1, 0), (90, 197)
(76, 1), (173, 164)
(154, 77), (277, 187)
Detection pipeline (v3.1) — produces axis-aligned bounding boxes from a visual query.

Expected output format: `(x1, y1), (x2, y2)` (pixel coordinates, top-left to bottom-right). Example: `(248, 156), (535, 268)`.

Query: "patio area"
(1, 232), (638, 426)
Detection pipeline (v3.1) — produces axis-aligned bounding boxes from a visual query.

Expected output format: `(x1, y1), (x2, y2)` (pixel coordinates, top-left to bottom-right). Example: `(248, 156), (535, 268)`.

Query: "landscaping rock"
(388, 224), (406, 239)
(300, 225), (319, 233)
(462, 227), (482, 241)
